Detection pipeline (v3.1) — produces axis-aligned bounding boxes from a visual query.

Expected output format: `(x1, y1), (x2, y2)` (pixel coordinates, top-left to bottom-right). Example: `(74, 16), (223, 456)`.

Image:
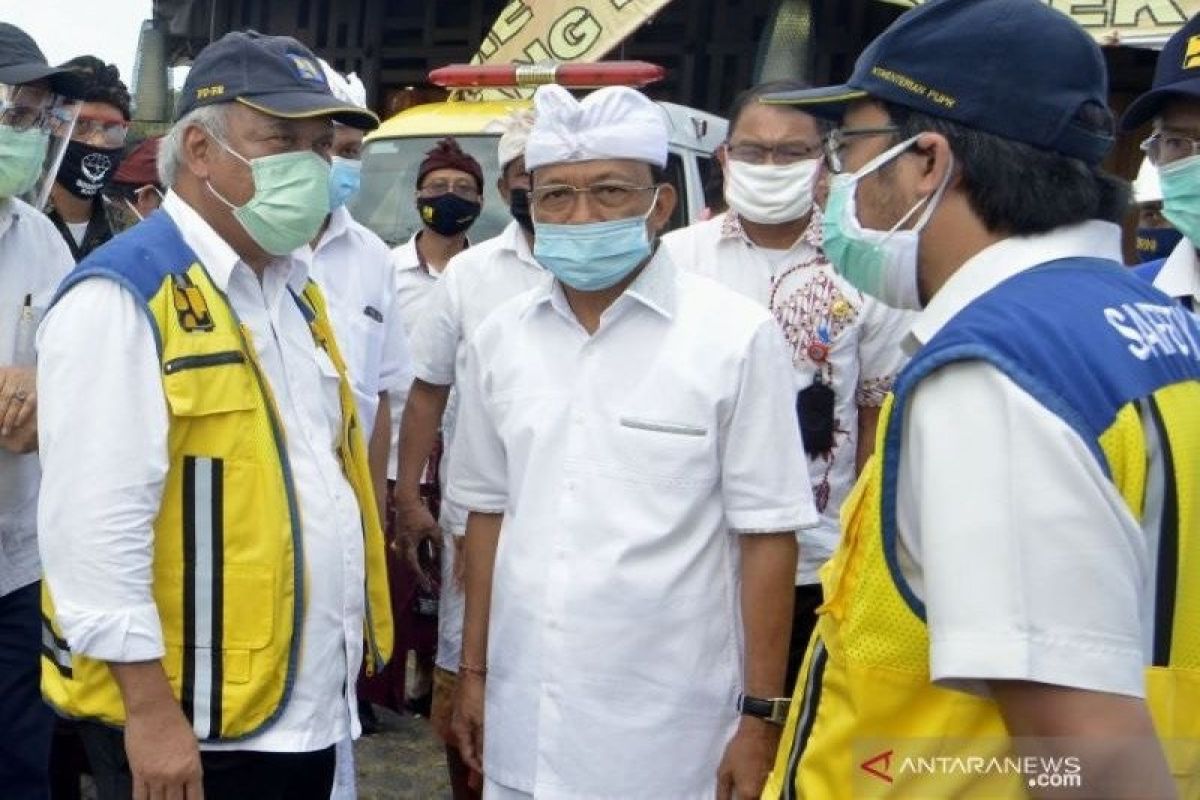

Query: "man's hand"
(110, 661), (204, 800)
(0, 366), (36, 443)
(392, 494), (441, 588)
(717, 718), (781, 800)
(452, 672), (486, 773)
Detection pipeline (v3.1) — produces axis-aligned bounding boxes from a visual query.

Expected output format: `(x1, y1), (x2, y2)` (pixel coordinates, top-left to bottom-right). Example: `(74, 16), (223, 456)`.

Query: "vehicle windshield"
(350, 135), (510, 247)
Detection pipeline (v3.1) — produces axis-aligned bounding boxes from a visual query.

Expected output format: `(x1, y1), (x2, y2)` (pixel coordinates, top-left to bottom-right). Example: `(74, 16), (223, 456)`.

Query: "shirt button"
(565, 480), (576, 491)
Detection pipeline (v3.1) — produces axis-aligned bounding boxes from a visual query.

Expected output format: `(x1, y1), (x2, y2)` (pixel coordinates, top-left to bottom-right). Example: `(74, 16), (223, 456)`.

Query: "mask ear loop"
(882, 147), (956, 240)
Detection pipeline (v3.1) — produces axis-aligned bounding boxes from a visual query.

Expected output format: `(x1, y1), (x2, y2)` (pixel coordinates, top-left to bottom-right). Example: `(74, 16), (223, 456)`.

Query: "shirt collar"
(0, 198), (18, 240)
(718, 208), (825, 254)
(314, 205), (352, 252)
(501, 219), (541, 269)
(531, 244), (678, 324)
(161, 190), (309, 294)
(1153, 238), (1200, 304)
(393, 231), (425, 272)
(904, 220), (1124, 354)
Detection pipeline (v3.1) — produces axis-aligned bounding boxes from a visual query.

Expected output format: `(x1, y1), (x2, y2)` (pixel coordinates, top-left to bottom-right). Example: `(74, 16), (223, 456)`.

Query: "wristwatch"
(737, 694), (790, 726)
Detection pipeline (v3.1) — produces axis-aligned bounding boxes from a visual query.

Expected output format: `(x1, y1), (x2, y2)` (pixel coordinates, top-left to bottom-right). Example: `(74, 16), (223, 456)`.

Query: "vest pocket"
(162, 339), (256, 417)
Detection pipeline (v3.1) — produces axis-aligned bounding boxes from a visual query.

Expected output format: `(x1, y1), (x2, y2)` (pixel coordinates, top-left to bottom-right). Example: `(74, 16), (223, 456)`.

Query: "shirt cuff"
(413, 363), (454, 387)
(443, 486), (506, 516)
(930, 630), (1146, 699)
(55, 601), (166, 663)
(726, 505), (819, 534)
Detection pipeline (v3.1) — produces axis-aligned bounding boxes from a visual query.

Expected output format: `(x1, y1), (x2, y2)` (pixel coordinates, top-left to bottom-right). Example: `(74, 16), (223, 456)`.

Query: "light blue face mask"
(328, 155), (362, 210)
(534, 195), (658, 291)
(1159, 154), (1200, 249)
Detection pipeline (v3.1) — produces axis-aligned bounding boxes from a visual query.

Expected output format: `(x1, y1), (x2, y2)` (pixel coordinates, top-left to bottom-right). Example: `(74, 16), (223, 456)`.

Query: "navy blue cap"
(1121, 13), (1200, 131)
(763, 0), (1114, 165)
(176, 31), (378, 130)
(0, 23), (85, 98)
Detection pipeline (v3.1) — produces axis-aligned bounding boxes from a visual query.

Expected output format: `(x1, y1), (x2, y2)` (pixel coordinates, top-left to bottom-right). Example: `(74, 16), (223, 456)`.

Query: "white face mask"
(723, 158), (820, 225)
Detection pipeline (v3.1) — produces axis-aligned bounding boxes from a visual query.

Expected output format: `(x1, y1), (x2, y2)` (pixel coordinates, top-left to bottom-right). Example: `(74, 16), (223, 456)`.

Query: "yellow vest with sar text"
(40, 210), (394, 741)
(765, 259), (1200, 798)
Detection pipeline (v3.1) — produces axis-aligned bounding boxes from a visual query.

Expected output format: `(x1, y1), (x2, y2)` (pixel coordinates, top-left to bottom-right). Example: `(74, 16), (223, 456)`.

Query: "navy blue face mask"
(418, 193), (481, 236)
(1135, 227), (1183, 263)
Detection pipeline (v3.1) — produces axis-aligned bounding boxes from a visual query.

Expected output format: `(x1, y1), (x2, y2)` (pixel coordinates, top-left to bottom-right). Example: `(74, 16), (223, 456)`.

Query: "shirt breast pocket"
(613, 415), (718, 487)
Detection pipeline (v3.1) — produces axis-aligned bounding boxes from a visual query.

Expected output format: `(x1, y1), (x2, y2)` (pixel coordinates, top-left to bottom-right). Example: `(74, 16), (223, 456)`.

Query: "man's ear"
(649, 182), (678, 233)
(182, 125), (214, 181)
(497, 175), (510, 205)
(913, 132), (956, 194)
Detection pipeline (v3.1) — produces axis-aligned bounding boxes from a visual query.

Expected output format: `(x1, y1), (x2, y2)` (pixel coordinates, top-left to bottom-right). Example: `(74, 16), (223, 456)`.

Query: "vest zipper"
(163, 351), (247, 375)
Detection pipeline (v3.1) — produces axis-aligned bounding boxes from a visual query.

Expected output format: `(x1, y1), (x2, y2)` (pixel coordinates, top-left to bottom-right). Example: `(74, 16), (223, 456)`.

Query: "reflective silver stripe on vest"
(42, 618), (73, 678)
(182, 456), (224, 739)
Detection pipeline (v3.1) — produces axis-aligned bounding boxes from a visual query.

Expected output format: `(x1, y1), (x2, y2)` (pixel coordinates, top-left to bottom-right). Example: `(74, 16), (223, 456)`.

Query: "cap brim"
(0, 63), (86, 99)
(759, 83), (870, 121)
(1120, 80), (1200, 132)
(236, 92), (379, 131)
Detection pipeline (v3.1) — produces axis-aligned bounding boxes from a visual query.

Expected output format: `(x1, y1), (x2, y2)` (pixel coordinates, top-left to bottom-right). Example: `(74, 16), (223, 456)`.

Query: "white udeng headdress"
(488, 108), (537, 170)
(524, 84), (667, 171)
(318, 58), (368, 110)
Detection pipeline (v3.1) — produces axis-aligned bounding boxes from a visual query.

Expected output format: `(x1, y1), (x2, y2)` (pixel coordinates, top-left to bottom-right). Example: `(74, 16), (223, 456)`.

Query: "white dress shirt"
(408, 220), (544, 673)
(663, 211), (911, 584)
(1150, 237), (1200, 314)
(388, 230), (442, 480)
(0, 197), (73, 597)
(895, 220), (1154, 699)
(446, 249), (816, 798)
(38, 192), (369, 752)
(304, 205), (414, 435)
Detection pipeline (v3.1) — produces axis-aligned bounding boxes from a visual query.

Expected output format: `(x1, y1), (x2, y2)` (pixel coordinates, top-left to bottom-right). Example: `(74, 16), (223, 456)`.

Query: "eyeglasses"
(418, 180), (480, 201)
(1140, 131), (1200, 166)
(530, 181), (658, 216)
(822, 125), (901, 174)
(726, 141), (822, 165)
(71, 116), (130, 149)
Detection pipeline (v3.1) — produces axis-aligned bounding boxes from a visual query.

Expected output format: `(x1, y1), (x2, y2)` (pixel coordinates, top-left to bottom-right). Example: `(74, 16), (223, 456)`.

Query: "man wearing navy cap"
(0, 23), (82, 800)
(1123, 13), (1200, 313)
(761, 0), (1199, 797)
(36, 31), (393, 800)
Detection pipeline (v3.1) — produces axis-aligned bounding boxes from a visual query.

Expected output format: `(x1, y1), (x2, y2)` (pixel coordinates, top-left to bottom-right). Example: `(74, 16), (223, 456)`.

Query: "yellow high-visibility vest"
(40, 211), (393, 741)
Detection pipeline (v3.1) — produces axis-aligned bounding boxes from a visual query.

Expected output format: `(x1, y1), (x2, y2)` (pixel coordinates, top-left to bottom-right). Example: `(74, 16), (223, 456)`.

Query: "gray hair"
(157, 104), (230, 188)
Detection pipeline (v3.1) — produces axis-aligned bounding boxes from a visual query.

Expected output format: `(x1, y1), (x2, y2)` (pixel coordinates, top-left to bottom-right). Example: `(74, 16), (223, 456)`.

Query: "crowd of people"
(0, 0), (1198, 798)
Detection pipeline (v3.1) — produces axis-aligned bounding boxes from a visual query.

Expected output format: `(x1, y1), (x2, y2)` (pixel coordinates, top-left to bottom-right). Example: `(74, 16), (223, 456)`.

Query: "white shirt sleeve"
(720, 320), (819, 533)
(379, 287), (414, 400)
(409, 269), (462, 387)
(898, 361), (1149, 698)
(443, 333), (507, 514)
(37, 278), (169, 662)
(855, 297), (912, 407)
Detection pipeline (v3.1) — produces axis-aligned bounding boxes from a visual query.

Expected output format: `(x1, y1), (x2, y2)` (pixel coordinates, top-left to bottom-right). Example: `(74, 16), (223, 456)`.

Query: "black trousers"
(784, 583), (825, 696)
(77, 723), (335, 800)
(0, 581), (55, 800)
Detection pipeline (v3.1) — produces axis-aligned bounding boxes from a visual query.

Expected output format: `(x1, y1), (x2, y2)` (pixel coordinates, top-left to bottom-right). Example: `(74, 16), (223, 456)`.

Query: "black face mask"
(509, 187), (534, 235)
(418, 193), (481, 236)
(57, 140), (124, 199)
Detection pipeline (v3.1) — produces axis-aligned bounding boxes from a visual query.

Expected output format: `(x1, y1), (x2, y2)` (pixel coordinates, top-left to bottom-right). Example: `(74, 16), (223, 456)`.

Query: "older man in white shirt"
(663, 80), (911, 690)
(36, 32), (392, 800)
(449, 84), (815, 800)
(0, 25), (82, 799)
(395, 109), (542, 799)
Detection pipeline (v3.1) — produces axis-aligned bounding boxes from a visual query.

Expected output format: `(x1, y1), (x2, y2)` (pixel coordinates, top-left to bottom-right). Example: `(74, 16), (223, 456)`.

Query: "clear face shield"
(0, 81), (80, 209)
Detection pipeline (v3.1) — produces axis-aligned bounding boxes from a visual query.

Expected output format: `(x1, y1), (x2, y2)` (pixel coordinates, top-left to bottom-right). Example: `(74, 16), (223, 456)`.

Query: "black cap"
(1121, 14), (1200, 131)
(176, 31), (378, 130)
(763, 0), (1114, 165)
(0, 23), (85, 98)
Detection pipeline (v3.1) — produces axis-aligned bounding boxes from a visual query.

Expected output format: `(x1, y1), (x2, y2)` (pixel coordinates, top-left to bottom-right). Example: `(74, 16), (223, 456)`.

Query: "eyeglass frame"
(822, 125), (902, 174)
(724, 140), (823, 166)
(416, 179), (481, 201)
(1139, 130), (1200, 166)
(70, 115), (130, 149)
(0, 84), (73, 136)
(529, 180), (660, 219)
